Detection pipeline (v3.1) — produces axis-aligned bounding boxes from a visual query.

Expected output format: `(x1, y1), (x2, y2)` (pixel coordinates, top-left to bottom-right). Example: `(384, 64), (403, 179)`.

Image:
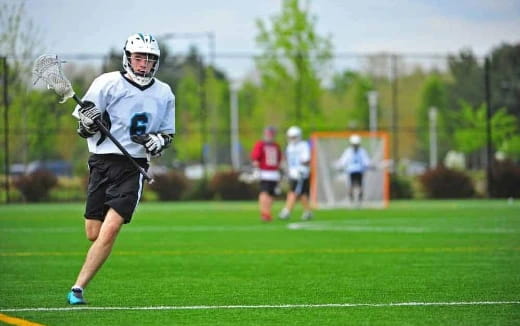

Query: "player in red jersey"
(251, 126), (282, 222)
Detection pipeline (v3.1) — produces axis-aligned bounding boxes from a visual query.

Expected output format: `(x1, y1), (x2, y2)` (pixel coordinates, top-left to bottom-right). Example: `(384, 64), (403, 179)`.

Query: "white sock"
(71, 285), (83, 293)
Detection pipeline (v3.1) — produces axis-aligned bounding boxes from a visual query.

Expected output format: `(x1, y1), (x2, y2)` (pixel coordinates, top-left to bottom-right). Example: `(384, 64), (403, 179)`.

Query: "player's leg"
(358, 173), (365, 202)
(68, 209), (124, 304)
(68, 154), (147, 304)
(351, 173), (363, 207)
(259, 180), (276, 221)
(279, 179), (299, 219)
(68, 156), (106, 304)
(299, 178), (313, 220)
(85, 219), (102, 241)
(259, 191), (273, 221)
(279, 191), (296, 219)
(74, 209), (124, 289)
(348, 173), (355, 202)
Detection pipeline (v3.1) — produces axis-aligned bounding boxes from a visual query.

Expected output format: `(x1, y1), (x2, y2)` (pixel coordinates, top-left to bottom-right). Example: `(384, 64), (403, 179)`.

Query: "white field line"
(2, 246), (517, 257)
(287, 222), (519, 234)
(1, 223), (518, 234)
(0, 225), (282, 233)
(1, 301), (519, 312)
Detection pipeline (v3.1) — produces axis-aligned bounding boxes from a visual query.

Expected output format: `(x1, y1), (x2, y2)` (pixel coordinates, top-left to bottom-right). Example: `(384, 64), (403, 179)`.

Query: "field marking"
(0, 225), (282, 233)
(287, 221), (519, 234)
(2, 246), (518, 257)
(1, 301), (519, 313)
(0, 313), (45, 326)
(2, 221), (518, 234)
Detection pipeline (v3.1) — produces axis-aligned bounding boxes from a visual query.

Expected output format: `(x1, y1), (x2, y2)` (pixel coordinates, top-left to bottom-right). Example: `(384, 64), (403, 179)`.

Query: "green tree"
(350, 75), (374, 130)
(489, 43), (520, 120)
(0, 0), (43, 86)
(446, 49), (484, 111)
(452, 102), (520, 160)
(417, 75), (448, 161)
(255, 0), (332, 127)
(1, 0), (59, 172)
(331, 70), (358, 98)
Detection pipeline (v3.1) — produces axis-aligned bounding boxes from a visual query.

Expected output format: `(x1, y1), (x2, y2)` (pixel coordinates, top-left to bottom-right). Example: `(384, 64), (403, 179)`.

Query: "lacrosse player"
(336, 134), (371, 206)
(251, 126), (282, 222)
(67, 33), (175, 305)
(279, 126), (313, 220)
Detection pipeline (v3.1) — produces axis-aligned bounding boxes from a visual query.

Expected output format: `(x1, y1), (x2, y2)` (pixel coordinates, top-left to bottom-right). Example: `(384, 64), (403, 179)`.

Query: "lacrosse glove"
(131, 133), (173, 157)
(77, 101), (101, 138)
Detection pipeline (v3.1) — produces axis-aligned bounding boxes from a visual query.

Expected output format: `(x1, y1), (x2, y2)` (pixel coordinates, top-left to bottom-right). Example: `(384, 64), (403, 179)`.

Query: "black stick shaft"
(72, 94), (154, 184)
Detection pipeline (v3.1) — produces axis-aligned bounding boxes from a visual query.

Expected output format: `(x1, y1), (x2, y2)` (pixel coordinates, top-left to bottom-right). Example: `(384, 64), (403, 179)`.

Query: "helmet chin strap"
(127, 67), (153, 86)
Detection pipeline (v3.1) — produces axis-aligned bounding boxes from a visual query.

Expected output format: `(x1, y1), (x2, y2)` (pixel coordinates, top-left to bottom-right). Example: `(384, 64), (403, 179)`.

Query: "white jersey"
(337, 146), (371, 174)
(286, 140), (311, 179)
(73, 71), (175, 158)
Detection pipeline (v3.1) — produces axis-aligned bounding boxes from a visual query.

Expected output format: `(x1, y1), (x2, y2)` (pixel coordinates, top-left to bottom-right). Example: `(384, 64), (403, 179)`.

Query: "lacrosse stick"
(238, 168), (260, 184)
(367, 159), (393, 172)
(32, 54), (154, 184)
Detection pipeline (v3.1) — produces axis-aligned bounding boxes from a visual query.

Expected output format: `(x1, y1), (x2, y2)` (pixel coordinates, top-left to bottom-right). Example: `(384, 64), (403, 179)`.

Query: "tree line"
(1, 0), (519, 177)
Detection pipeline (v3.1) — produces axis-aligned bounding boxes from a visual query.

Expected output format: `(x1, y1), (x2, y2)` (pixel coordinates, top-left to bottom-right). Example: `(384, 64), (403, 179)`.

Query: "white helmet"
(286, 126), (302, 140)
(349, 134), (361, 145)
(123, 33), (160, 86)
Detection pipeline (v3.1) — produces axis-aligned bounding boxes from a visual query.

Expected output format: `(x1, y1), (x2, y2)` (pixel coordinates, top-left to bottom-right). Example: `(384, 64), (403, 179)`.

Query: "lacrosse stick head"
(238, 169), (260, 184)
(32, 55), (74, 103)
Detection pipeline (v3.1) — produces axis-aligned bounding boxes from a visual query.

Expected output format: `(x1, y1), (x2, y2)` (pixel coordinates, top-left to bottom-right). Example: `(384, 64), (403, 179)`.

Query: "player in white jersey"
(67, 33), (175, 305)
(279, 126), (313, 220)
(336, 134), (371, 206)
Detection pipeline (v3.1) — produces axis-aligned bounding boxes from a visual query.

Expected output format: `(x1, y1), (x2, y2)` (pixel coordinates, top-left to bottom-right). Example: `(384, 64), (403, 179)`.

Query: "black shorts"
(289, 178), (310, 196)
(349, 172), (363, 187)
(260, 180), (279, 197)
(85, 154), (149, 224)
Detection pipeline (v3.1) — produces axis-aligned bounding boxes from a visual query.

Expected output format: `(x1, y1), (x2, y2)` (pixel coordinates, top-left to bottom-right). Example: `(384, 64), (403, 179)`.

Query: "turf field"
(0, 200), (519, 325)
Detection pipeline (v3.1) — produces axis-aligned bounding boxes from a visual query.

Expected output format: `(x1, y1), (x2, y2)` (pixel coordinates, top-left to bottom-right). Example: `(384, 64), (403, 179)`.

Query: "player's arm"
(73, 76), (110, 138)
(300, 142), (311, 166)
(133, 92), (176, 157)
(251, 141), (262, 167)
(334, 149), (348, 170)
(76, 101), (102, 138)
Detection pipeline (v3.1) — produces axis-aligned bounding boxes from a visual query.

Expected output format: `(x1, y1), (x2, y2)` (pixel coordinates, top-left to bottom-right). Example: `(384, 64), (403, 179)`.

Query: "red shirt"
(251, 141), (282, 170)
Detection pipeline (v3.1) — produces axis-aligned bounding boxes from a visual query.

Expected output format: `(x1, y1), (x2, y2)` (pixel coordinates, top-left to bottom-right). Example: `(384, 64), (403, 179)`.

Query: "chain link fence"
(1, 50), (508, 202)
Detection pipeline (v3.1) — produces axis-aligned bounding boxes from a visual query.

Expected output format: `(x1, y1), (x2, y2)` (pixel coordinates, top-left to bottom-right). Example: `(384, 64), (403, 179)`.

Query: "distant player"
(67, 33), (175, 304)
(336, 134), (371, 206)
(251, 126), (282, 222)
(279, 126), (313, 220)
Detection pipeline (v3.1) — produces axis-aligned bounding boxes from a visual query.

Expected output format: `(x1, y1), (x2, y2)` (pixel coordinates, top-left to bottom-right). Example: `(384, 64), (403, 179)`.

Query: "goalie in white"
(67, 33), (175, 305)
(279, 126), (313, 220)
(336, 134), (371, 207)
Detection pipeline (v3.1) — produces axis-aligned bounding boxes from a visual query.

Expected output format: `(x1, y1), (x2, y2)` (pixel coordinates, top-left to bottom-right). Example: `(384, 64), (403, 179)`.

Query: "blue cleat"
(67, 288), (86, 305)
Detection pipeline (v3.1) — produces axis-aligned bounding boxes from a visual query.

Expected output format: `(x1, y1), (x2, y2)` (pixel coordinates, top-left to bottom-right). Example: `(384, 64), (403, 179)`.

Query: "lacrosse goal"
(310, 131), (390, 209)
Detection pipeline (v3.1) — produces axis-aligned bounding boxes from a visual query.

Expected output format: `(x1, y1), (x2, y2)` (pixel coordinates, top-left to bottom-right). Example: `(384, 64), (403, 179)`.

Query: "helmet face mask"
(286, 126), (302, 143)
(349, 134), (361, 146)
(123, 33), (160, 86)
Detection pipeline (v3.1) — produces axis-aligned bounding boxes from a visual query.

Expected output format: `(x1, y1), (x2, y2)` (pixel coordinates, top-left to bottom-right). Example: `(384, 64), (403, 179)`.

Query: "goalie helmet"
(123, 33), (160, 86)
(349, 134), (361, 145)
(286, 126), (302, 142)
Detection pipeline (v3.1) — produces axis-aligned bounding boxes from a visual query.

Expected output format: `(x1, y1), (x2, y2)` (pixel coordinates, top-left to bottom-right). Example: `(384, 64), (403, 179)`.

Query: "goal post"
(310, 131), (390, 209)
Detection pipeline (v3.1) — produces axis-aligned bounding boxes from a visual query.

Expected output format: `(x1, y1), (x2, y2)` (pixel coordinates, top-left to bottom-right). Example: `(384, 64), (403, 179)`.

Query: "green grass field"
(1, 200), (519, 325)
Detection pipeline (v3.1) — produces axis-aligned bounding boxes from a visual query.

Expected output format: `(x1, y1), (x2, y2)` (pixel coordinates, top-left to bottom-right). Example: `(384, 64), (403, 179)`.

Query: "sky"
(17, 0), (520, 79)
